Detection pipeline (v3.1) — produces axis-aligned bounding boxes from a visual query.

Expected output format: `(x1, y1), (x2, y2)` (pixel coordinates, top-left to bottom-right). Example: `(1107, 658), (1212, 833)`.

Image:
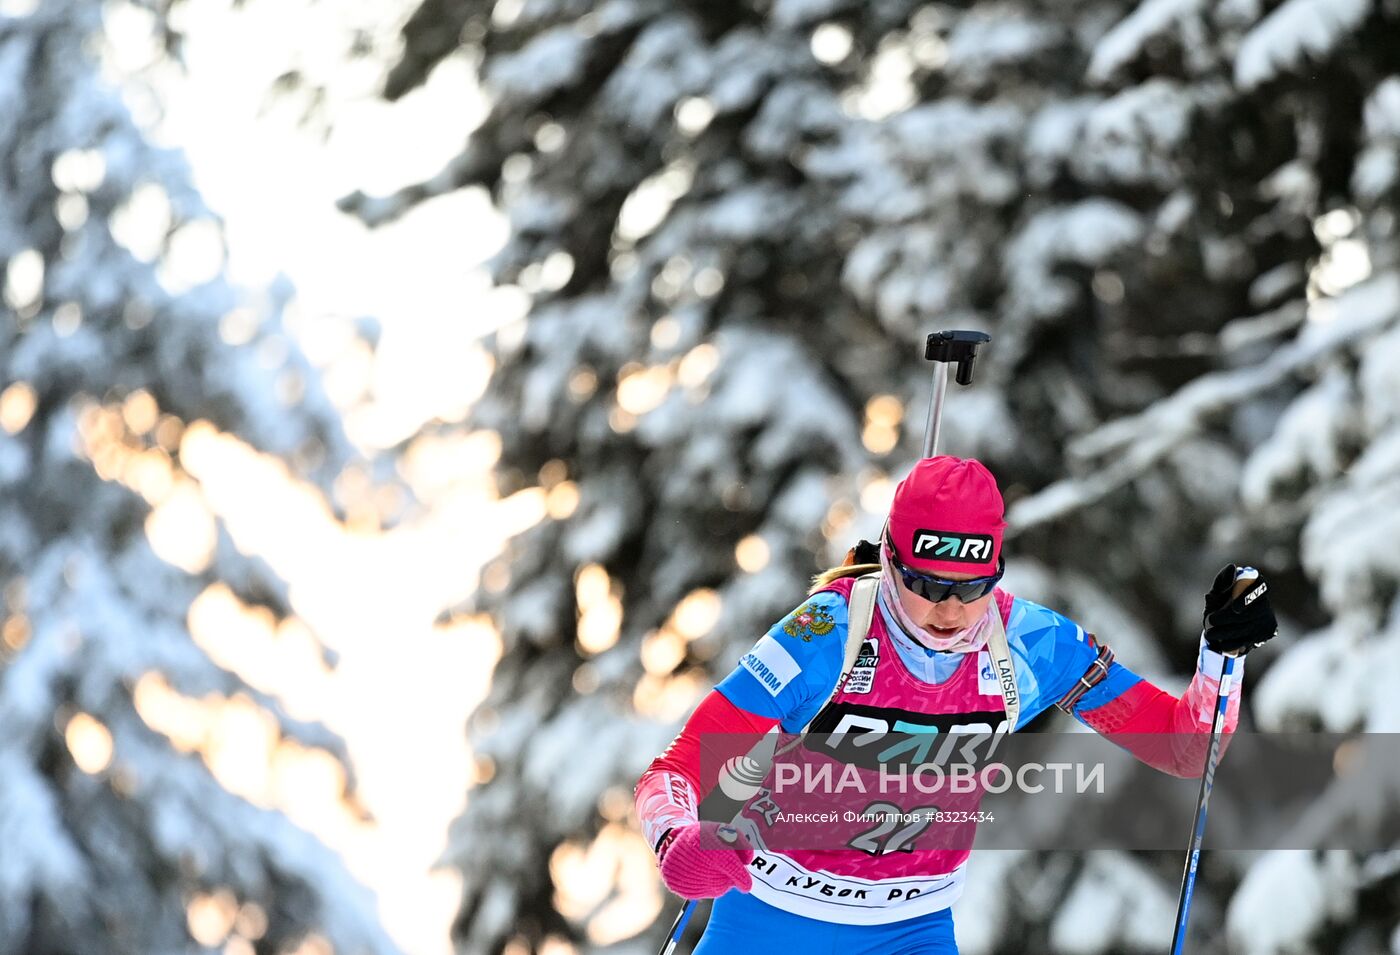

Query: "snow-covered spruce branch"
(1007, 273), (1399, 532)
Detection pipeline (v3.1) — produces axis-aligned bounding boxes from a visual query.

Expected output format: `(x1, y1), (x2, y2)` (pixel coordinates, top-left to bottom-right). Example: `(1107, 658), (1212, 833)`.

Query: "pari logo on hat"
(912, 530), (996, 563)
(889, 456), (1006, 576)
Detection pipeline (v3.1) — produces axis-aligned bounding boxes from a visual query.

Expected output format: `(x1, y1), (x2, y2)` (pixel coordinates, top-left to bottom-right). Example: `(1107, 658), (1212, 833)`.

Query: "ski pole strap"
(1054, 642), (1114, 714)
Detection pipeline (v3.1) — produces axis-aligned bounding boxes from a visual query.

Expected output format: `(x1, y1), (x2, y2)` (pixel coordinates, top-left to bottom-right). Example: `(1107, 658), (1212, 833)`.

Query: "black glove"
(1202, 564), (1278, 656)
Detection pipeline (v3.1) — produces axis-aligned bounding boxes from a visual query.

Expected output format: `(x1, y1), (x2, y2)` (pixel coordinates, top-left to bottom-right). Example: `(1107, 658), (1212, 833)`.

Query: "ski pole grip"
(925, 330), (992, 386)
(1229, 567), (1261, 600)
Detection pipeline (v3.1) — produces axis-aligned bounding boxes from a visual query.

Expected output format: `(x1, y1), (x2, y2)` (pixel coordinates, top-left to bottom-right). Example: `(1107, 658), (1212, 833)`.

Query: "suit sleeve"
(713, 590), (849, 731)
(1007, 597), (1245, 777)
(1068, 638), (1245, 778)
(634, 591), (849, 852)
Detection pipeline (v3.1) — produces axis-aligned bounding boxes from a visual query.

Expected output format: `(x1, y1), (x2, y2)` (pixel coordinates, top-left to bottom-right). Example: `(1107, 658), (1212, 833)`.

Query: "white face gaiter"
(878, 540), (993, 654)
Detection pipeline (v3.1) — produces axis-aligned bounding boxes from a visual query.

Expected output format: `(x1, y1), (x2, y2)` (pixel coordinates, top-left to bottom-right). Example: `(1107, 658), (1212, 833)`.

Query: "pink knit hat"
(887, 456), (1006, 577)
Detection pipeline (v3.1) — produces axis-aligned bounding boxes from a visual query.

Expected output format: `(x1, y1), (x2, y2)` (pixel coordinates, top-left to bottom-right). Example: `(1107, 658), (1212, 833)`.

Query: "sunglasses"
(885, 536), (1004, 604)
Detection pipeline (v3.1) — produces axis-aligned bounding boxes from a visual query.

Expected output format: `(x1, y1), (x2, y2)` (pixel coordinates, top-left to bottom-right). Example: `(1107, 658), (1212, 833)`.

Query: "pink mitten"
(657, 822), (755, 899)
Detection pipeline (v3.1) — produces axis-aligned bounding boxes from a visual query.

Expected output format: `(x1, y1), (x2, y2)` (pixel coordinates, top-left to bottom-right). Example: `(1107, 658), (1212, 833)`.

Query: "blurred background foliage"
(0, 1), (400, 953)
(5, 0), (1400, 952)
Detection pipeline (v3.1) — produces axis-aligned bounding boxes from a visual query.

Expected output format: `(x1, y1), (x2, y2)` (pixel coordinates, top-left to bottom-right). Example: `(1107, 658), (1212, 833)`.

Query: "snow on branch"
(1234, 0), (1372, 90)
(1007, 272), (1400, 532)
(1087, 0), (1206, 84)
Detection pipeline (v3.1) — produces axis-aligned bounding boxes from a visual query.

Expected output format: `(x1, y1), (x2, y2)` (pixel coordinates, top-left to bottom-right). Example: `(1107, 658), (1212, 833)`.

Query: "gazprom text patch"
(739, 635), (802, 697)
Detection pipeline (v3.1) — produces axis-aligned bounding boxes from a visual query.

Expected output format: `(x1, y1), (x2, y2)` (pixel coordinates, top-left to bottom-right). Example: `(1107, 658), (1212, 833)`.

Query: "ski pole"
(658, 899), (695, 955)
(656, 820), (750, 954)
(652, 772), (767, 952)
(922, 330), (991, 456)
(1168, 570), (1256, 954)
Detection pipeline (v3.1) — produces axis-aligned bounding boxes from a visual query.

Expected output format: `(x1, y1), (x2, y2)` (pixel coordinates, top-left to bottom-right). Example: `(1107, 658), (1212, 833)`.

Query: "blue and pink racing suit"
(636, 575), (1243, 951)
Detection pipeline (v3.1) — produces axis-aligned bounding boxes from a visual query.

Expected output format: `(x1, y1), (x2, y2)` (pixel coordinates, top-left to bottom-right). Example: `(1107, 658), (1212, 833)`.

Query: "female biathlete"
(635, 456), (1277, 954)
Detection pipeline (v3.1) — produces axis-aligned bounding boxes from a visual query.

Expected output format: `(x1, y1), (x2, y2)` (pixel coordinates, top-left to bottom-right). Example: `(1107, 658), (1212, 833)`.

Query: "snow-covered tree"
(345, 0), (1400, 950)
(0, 3), (399, 953)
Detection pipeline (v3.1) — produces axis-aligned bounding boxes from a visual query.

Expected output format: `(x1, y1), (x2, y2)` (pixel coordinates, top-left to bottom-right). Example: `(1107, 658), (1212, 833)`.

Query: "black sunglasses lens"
(900, 570), (994, 604)
(952, 580), (991, 603)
